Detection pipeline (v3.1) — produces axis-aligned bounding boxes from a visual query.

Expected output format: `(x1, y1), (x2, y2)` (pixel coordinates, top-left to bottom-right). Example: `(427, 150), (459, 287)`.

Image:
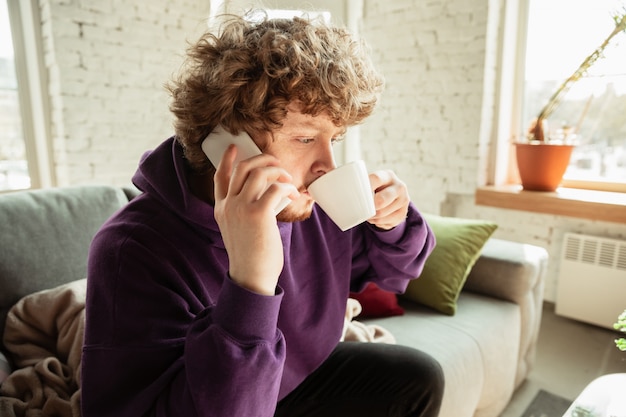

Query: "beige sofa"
(367, 237), (547, 417)
(0, 185), (548, 417)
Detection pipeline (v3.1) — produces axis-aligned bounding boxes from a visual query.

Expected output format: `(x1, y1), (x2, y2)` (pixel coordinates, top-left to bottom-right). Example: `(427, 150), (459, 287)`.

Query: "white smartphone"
(201, 126), (291, 214)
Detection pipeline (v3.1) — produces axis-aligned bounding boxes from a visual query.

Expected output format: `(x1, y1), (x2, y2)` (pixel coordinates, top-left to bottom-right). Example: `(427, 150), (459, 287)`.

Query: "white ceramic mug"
(308, 160), (376, 231)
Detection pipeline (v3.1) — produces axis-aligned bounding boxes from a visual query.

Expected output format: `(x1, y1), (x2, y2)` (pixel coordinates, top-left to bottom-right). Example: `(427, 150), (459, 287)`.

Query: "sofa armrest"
(464, 237), (548, 388)
(463, 238), (548, 305)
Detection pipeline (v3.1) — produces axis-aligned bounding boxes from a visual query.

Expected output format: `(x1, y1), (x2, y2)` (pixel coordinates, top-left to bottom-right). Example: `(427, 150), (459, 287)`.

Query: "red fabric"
(349, 283), (405, 318)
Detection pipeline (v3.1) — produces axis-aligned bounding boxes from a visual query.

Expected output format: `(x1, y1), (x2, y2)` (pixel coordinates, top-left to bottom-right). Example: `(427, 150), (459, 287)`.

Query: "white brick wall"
(360, 0), (491, 210)
(39, 0), (626, 302)
(40, 0), (209, 187)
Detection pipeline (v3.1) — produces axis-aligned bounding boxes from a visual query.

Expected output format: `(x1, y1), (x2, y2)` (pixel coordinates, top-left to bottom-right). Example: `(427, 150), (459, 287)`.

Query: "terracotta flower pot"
(515, 143), (575, 191)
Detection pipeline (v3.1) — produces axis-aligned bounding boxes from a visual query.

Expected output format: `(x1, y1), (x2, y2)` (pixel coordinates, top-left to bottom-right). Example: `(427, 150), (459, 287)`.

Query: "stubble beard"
(276, 199), (315, 223)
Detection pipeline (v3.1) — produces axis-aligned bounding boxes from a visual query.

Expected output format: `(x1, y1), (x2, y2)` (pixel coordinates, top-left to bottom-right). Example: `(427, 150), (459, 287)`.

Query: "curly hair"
(167, 12), (385, 171)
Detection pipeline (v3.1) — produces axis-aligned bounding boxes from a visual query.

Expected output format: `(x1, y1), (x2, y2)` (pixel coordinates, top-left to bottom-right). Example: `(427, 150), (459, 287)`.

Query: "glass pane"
(0, 0), (31, 191)
(523, 0), (626, 184)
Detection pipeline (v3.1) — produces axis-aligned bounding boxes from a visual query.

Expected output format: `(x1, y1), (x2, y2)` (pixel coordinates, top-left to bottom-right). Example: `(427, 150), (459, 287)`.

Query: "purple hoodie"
(81, 137), (435, 417)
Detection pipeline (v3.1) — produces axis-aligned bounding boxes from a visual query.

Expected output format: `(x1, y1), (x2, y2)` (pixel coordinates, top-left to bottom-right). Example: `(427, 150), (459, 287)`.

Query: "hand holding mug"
(367, 170), (410, 230)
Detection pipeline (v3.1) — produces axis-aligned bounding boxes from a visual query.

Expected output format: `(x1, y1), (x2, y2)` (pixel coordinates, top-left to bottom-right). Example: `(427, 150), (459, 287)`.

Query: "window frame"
(4, 0), (53, 191)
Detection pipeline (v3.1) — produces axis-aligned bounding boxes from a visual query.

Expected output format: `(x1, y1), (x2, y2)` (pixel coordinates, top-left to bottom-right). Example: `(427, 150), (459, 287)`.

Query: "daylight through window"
(522, 0), (626, 188)
(1, 0), (31, 191)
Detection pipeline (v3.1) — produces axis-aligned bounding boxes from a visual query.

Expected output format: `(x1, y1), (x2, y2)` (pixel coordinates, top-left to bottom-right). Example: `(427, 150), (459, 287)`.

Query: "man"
(81, 13), (443, 417)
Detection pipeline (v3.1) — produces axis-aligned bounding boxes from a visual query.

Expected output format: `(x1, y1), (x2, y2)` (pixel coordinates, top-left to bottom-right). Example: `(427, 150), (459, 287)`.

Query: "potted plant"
(516, 8), (626, 191)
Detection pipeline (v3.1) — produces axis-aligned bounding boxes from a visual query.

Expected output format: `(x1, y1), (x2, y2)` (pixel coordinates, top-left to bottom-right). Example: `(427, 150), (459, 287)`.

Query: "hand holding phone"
(201, 126), (291, 214)
(203, 126), (290, 295)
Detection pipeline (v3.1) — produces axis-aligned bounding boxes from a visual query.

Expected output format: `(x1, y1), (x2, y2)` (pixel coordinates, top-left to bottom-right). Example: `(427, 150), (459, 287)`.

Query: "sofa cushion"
(365, 292), (520, 417)
(0, 186), (130, 340)
(402, 214), (497, 315)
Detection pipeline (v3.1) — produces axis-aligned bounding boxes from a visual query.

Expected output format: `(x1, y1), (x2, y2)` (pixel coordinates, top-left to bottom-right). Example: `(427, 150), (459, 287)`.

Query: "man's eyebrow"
(292, 119), (326, 130)
(285, 122), (346, 136)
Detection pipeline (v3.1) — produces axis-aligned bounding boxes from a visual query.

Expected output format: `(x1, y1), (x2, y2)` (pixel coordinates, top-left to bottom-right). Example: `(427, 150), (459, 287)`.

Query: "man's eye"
(299, 138), (315, 144)
(331, 136), (345, 145)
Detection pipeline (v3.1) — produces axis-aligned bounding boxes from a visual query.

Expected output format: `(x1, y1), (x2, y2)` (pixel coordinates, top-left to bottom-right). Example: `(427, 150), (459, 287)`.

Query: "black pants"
(274, 342), (444, 417)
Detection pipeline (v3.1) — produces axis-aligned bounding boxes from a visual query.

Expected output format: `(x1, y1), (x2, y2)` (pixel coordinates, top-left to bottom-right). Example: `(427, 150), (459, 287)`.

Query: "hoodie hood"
(132, 137), (219, 233)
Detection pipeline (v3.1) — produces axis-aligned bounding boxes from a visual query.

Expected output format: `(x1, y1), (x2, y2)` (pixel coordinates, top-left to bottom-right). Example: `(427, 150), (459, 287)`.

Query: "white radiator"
(555, 232), (626, 329)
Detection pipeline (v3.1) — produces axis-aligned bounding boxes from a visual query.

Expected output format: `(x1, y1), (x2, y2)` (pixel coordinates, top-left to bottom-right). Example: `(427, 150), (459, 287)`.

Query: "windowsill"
(475, 185), (626, 224)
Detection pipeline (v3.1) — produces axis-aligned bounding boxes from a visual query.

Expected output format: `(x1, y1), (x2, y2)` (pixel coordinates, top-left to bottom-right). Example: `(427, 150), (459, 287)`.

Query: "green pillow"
(403, 214), (498, 315)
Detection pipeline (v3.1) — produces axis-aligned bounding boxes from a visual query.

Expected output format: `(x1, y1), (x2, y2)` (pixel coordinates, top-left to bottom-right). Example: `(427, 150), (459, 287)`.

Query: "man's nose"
(312, 143), (336, 175)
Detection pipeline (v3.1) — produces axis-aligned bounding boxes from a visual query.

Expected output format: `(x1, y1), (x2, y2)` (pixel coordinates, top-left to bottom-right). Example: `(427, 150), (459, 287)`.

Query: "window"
(0, 0), (52, 192)
(520, 0), (626, 191)
(0, 0), (29, 191)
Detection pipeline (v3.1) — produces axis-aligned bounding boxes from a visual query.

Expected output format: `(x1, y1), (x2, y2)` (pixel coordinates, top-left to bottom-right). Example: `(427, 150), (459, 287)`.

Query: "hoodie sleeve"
(349, 202), (436, 294)
(81, 229), (286, 417)
(180, 278), (286, 416)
